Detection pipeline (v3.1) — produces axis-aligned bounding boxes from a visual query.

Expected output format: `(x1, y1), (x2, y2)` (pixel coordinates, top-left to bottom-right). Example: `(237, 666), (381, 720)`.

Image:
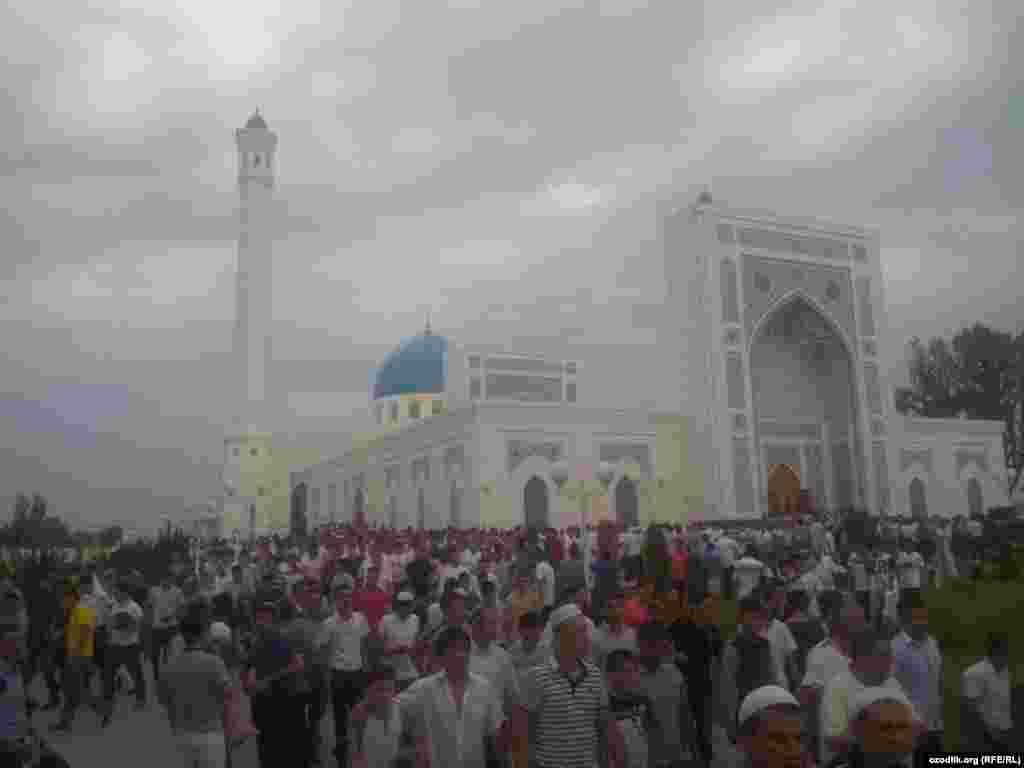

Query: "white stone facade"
(296, 199), (1012, 525)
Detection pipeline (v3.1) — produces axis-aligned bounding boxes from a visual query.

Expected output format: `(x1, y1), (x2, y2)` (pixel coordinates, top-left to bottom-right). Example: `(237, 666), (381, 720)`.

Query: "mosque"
(219, 113), (1011, 537)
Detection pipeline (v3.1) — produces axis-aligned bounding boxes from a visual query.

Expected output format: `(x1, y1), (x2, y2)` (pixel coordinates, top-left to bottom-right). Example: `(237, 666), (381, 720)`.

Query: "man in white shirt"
(378, 592), (420, 691)
(763, 583), (799, 689)
(821, 626), (917, 764)
(469, 607), (520, 715)
(534, 556), (556, 618)
(799, 602), (863, 761)
(149, 577), (184, 684)
(391, 625), (510, 768)
(962, 632), (1015, 751)
(101, 580), (146, 726)
(321, 583), (371, 768)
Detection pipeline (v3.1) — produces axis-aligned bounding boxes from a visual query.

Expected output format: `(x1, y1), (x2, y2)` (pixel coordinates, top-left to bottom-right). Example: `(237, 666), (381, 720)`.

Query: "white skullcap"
(209, 622), (232, 642)
(738, 686), (800, 728)
(548, 603), (582, 631)
(396, 591), (414, 602)
(849, 686), (914, 723)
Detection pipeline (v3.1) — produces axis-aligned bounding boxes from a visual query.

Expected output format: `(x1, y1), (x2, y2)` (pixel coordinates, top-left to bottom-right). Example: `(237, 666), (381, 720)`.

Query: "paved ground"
(30, 671), (337, 768)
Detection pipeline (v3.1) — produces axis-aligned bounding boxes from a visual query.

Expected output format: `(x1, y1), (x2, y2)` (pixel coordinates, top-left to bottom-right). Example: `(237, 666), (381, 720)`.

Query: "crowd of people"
(0, 509), (1019, 768)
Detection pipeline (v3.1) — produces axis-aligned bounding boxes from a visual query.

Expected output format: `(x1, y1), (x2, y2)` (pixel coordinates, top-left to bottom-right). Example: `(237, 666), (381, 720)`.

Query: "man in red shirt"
(353, 564), (390, 631)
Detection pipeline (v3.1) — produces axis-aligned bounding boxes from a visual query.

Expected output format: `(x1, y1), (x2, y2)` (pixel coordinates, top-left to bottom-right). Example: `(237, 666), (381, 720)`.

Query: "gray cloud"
(1, 0), (1022, 524)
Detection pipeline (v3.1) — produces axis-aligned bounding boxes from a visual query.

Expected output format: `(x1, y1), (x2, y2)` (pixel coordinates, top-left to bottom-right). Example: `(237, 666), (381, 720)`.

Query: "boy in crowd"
(636, 621), (695, 768)
(607, 648), (655, 768)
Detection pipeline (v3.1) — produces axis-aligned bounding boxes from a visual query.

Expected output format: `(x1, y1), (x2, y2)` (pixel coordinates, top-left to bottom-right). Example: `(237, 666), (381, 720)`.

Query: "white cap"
(209, 622), (232, 642)
(737, 685), (800, 728)
(849, 686), (914, 723)
(396, 591), (414, 602)
(548, 603), (581, 631)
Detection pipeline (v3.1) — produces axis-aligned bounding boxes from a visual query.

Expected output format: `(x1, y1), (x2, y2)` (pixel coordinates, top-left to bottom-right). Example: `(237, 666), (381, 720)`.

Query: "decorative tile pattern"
(759, 421), (821, 439)
(743, 255), (855, 345)
(832, 442), (853, 507)
(733, 438), (755, 515)
(726, 354), (746, 409)
(804, 443), (826, 510)
(900, 448), (932, 474)
(721, 258), (740, 323)
(444, 445), (465, 478)
(955, 449), (989, 474)
(737, 228), (850, 261)
(507, 440), (563, 474)
(599, 443), (652, 476)
(856, 276), (876, 338)
(873, 441), (890, 514)
(864, 363), (883, 415)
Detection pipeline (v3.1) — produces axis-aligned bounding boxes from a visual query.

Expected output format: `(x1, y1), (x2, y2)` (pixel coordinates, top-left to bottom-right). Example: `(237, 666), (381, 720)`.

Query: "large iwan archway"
(750, 294), (862, 515)
(523, 476), (549, 529)
(614, 477), (639, 528)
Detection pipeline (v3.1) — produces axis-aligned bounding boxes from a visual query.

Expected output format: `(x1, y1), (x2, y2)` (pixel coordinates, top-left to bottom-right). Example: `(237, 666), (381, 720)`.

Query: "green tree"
(896, 323), (1024, 497)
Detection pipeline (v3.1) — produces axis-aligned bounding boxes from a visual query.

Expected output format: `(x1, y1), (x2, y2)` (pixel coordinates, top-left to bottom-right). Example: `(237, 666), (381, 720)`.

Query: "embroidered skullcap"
(849, 686), (914, 723)
(548, 603), (581, 631)
(738, 685), (800, 728)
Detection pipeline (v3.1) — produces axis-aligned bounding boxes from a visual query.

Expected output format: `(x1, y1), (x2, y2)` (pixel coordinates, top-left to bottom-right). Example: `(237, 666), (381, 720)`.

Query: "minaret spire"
(424, 310), (432, 336)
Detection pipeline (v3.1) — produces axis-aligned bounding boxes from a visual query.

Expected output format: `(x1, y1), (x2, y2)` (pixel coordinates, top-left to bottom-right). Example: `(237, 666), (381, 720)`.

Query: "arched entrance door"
(449, 482), (462, 528)
(417, 489), (426, 530)
(290, 483), (308, 537)
(767, 464), (801, 517)
(751, 295), (860, 514)
(909, 477), (927, 518)
(354, 488), (366, 526)
(967, 477), (983, 518)
(523, 476), (549, 529)
(615, 477), (639, 528)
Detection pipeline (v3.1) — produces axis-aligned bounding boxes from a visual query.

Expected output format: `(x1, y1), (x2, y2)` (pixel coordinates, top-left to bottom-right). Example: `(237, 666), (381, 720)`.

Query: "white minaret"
(233, 110), (277, 430)
(221, 111), (278, 538)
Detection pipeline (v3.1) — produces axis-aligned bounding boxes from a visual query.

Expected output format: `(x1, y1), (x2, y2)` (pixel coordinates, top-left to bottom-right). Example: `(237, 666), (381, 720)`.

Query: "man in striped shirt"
(521, 603), (624, 768)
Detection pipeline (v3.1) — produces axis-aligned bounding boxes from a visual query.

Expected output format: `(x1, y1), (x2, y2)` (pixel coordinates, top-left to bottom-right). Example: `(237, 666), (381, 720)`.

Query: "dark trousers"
(914, 730), (944, 762)
(855, 590), (871, 621)
(150, 625), (178, 683)
(304, 680), (328, 764)
(687, 680), (712, 766)
(252, 691), (309, 768)
(330, 669), (366, 767)
(102, 643), (146, 714)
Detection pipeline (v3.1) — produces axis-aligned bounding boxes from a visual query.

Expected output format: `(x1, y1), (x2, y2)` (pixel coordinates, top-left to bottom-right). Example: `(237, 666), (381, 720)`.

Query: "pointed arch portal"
(909, 477), (927, 519)
(523, 476), (549, 530)
(615, 477), (639, 528)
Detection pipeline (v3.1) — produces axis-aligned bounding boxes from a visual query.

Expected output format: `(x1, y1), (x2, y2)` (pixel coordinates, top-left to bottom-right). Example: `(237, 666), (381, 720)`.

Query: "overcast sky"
(1, 0), (1022, 530)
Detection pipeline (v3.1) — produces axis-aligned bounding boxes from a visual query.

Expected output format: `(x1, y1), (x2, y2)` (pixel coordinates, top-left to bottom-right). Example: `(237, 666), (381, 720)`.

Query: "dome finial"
(424, 310), (432, 336)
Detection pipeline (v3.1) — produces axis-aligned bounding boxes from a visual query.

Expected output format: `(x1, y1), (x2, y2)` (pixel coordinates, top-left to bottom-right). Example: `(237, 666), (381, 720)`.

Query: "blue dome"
(373, 330), (448, 400)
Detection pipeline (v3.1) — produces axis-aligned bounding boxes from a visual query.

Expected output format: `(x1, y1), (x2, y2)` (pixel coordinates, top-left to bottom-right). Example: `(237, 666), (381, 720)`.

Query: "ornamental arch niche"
(749, 292), (863, 515)
(967, 476), (983, 518)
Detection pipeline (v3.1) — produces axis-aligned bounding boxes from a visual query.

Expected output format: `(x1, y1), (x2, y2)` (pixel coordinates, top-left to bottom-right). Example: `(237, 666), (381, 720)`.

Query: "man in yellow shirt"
(504, 573), (543, 644)
(50, 579), (96, 733)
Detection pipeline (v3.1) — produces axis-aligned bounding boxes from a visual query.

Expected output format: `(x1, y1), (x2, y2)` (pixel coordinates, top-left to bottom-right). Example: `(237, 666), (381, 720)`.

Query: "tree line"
(2, 491), (124, 551)
(895, 322), (1024, 497)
